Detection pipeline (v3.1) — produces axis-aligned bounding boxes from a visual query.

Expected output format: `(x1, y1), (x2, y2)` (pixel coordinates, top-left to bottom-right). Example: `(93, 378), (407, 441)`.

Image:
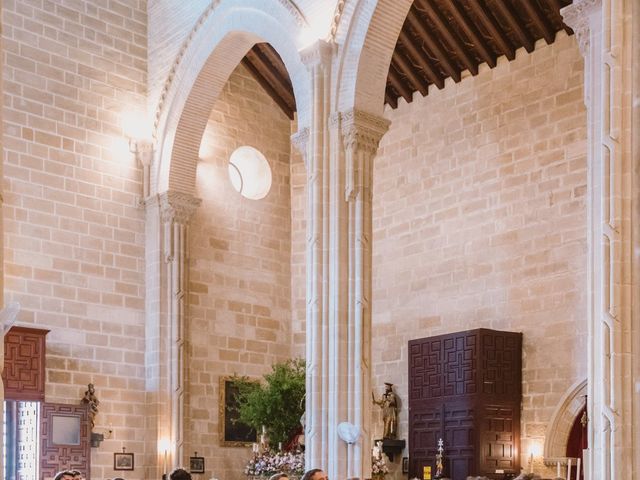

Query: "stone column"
(561, 1), (637, 478)
(145, 190), (200, 477)
(295, 40), (390, 480)
(337, 110), (390, 480)
(297, 39), (333, 474)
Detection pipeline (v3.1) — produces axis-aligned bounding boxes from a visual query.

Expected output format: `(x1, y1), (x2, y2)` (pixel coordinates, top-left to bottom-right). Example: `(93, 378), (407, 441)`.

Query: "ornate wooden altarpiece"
(408, 328), (522, 479)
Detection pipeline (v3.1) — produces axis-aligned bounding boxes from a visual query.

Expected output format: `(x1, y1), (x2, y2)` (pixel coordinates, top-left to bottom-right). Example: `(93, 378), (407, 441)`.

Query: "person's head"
(301, 469), (327, 480)
(384, 382), (393, 392)
(53, 472), (75, 480)
(169, 468), (192, 480)
(269, 473), (289, 480)
(69, 470), (82, 480)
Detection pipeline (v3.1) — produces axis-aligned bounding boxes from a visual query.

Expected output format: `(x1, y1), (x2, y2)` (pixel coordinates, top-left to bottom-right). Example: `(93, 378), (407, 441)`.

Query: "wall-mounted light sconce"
(129, 138), (154, 200)
(122, 110), (153, 201)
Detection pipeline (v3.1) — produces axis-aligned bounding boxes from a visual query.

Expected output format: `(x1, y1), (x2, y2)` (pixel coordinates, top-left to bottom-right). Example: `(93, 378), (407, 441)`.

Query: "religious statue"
(434, 438), (444, 478)
(372, 382), (398, 439)
(81, 383), (99, 429)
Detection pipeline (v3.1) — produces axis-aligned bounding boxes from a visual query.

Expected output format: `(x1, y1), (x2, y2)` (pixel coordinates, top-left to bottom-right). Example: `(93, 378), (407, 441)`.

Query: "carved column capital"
(300, 40), (334, 70)
(158, 191), (201, 225)
(340, 109), (390, 155)
(291, 127), (309, 156)
(561, 0), (602, 57)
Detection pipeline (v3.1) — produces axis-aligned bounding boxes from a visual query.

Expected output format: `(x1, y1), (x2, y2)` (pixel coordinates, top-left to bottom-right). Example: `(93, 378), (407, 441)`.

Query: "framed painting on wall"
(219, 376), (258, 447)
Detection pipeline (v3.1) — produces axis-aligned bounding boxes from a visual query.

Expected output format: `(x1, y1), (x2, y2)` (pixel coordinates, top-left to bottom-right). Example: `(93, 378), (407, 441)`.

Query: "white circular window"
(228, 146), (272, 200)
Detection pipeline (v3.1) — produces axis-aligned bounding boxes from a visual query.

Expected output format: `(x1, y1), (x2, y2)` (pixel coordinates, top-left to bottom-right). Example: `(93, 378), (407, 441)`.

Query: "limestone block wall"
(372, 33), (587, 479)
(2, 0), (147, 478)
(189, 63), (293, 480)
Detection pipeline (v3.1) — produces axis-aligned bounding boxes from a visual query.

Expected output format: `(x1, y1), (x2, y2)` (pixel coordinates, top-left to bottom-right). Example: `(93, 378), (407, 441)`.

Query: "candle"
(252, 443), (259, 453)
(557, 461), (561, 477)
(567, 458), (572, 480)
(576, 458), (581, 480)
(163, 449), (167, 475)
(529, 452), (534, 473)
(278, 442), (283, 451)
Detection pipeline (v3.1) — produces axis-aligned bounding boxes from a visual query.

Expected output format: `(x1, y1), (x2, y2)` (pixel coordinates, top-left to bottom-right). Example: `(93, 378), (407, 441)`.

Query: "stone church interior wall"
(189, 62), (293, 480)
(2, 0), (147, 478)
(372, 33), (587, 479)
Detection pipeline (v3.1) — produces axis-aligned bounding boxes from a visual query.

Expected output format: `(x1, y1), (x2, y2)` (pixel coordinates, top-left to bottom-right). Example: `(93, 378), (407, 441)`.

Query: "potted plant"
(233, 358), (305, 448)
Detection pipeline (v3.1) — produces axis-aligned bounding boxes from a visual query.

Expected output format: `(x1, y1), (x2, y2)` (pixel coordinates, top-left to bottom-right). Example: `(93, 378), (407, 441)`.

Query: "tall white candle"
(567, 458), (572, 480)
(576, 458), (581, 480)
(557, 460), (561, 477)
(163, 449), (167, 475)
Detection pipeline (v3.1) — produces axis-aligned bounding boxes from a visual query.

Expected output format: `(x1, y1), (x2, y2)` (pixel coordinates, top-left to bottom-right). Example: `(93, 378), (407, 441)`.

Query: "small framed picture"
(190, 456), (205, 474)
(114, 452), (134, 471)
(402, 456), (409, 474)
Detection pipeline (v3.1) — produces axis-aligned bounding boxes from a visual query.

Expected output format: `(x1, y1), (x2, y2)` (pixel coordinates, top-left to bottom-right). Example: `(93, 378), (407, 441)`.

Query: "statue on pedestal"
(372, 383), (398, 439)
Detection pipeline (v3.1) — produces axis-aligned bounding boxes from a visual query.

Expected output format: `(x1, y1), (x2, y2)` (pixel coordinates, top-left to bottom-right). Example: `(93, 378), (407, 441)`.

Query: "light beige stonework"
(372, 32), (588, 479)
(1, 1), (639, 480)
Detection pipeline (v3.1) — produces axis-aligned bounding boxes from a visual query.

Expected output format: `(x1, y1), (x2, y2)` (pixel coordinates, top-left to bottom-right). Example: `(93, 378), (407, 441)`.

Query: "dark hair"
(301, 469), (323, 480)
(54, 472), (75, 480)
(269, 474), (289, 480)
(70, 471), (82, 477)
(169, 468), (192, 480)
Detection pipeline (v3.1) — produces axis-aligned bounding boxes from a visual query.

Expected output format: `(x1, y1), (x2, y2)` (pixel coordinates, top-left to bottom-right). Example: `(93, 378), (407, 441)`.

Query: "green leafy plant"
(232, 358), (306, 446)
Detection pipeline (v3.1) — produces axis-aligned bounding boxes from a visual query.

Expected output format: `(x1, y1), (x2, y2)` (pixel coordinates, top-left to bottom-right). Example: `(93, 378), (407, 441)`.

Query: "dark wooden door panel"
(409, 329), (522, 479)
(3, 327), (48, 401)
(40, 403), (91, 479)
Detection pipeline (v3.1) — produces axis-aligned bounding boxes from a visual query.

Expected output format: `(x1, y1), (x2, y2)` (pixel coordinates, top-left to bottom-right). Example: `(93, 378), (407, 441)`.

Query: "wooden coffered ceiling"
(241, 0), (573, 116)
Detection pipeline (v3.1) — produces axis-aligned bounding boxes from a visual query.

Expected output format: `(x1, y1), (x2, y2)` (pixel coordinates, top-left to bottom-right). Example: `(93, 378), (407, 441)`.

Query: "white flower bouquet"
(245, 450), (305, 477)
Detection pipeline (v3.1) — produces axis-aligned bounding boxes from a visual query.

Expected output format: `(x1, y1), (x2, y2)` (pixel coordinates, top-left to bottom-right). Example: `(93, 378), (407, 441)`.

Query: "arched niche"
(544, 379), (587, 465)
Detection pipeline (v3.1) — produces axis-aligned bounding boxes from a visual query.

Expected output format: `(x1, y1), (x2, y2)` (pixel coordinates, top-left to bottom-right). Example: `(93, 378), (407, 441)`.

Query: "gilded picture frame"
(218, 376), (258, 447)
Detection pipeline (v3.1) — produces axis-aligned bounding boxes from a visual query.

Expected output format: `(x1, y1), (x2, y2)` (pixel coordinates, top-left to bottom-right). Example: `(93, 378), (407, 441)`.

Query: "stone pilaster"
(145, 190), (201, 477)
(561, 1), (637, 478)
(298, 38), (334, 474)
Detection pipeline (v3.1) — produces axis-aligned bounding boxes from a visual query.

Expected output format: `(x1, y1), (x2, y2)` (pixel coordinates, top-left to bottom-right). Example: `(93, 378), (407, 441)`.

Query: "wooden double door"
(408, 329), (522, 480)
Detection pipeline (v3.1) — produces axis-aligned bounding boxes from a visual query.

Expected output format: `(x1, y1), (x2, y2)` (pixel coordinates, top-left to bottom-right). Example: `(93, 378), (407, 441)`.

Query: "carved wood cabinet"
(408, 329), (522, 479)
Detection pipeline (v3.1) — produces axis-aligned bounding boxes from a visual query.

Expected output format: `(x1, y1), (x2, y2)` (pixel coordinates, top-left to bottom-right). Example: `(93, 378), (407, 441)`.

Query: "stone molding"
(543, 379), (588, 465)
(561, 0), (602, 57)
(158, 191), (202, 225)
(153, 0), (307, 138)
(329, 0), (347, 42)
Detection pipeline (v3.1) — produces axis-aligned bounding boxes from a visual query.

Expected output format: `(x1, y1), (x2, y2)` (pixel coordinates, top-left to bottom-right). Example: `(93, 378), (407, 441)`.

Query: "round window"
(228, 146), (272, 200)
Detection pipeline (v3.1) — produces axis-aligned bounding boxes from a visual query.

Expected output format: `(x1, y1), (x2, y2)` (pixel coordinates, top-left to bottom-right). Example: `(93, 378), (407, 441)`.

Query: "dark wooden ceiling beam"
(489, 0), (535, 52)
(415, 0), (478, 75)
(241, 57), (294, 119)
(519, 0), (555, 44)
(260, 44), (294, 91)
(385, 89), (398, 109)
(540, 0), (573, 34)
(467, 1), (516, 60)
(398, 30), (446, 89)
(406, 9), (461, 83)
(388, 67), (414, 104)
(392, 51), (429, 97)
(248, 48), (296, 111)
(443, 0), (496, 68)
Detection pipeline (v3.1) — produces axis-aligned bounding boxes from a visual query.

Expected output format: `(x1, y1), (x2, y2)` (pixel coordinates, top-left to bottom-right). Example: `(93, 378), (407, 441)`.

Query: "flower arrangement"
(245, 450), (305, 477)
(372, 454), (389, 479)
